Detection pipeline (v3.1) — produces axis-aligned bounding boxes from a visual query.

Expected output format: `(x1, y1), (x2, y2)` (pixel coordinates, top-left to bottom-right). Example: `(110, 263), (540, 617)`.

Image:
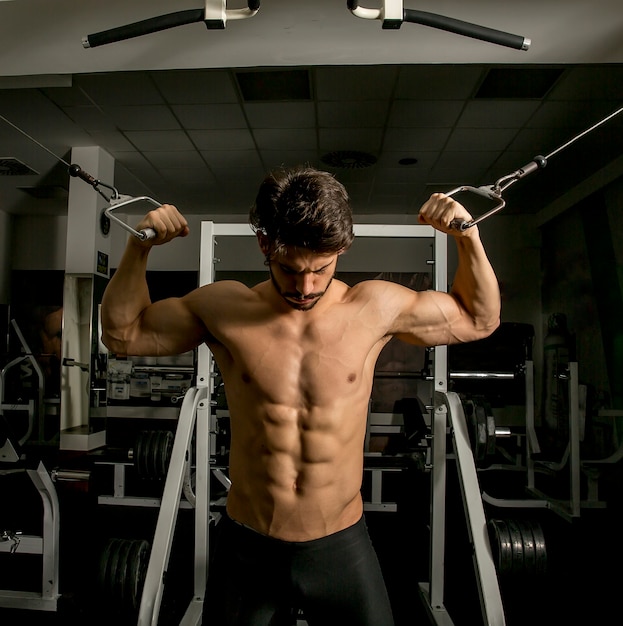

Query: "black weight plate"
(530, 521), (548, 576)
(97, 537), (117, 595)
(506, 518), (524, 575)
(147, 430), (160, 478)
(105, 538), (124, 602)
(488, 519), (513, 576)
(114, 538), (134, 611)
(157, 431), (174, 479)
(127, 539), (150, 612)
(137, 430), (156, 479)
(134, 431), (147, 478)
(149, 430), (160, 478)
(517, 520), (536, 575)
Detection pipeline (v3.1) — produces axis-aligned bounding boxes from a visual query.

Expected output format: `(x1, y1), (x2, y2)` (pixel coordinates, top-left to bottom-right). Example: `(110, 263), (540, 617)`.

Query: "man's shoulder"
(199, 279), (265, 295)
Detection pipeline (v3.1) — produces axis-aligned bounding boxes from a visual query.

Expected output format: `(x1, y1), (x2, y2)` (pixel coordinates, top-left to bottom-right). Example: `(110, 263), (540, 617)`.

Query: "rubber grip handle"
(83, 9), (204, 48)
(403, 9), (530, 50)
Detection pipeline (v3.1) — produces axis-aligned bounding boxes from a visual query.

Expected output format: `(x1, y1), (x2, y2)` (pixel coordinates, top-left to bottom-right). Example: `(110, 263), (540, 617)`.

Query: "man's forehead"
(274, 248), (337, 270)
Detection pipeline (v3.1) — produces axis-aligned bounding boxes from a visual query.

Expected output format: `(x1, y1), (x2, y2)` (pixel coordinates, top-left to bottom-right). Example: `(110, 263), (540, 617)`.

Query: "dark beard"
(268, 264), (334, 311)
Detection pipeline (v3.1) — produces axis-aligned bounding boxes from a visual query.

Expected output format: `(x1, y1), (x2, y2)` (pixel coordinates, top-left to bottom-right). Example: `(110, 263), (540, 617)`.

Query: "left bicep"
(388, 287), (477, 347)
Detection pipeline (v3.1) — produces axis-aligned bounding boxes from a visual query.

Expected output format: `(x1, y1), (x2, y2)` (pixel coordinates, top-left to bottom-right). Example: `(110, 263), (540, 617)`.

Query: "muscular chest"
(215, 310), (382, 405)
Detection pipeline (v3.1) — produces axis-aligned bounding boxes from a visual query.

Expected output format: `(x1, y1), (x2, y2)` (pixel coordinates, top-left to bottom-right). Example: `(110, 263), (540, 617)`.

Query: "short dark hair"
(249, 166), (355, 256)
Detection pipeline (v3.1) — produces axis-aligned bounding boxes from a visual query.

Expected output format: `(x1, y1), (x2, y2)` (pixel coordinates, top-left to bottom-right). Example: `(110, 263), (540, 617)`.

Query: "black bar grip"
(404, 9), (530, 51)
(83, 9), (204, 48)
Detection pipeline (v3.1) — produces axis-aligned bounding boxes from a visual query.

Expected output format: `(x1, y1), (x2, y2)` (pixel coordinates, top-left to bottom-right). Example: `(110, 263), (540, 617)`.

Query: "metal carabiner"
(446, 155), (548, 231)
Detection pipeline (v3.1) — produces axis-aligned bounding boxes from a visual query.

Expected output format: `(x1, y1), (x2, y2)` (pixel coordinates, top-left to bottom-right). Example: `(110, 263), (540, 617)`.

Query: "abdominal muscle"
(210, 283), (388, 541)
(224, 384), (373, 542)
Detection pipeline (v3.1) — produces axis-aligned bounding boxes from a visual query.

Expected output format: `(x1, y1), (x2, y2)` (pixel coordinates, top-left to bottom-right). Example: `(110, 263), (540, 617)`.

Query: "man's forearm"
(101, 240), (153, 353)
(451, 230), (501, 336)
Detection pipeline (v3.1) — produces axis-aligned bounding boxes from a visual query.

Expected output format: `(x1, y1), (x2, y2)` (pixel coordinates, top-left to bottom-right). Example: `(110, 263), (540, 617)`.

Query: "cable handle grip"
(403, 9), (530, 51)
(106, 196), (162, 241)
(347, 1), (530, 51)
(82, 2), (261, 48)
(444, 185), (505, 232)
(82, 9), (204, 48)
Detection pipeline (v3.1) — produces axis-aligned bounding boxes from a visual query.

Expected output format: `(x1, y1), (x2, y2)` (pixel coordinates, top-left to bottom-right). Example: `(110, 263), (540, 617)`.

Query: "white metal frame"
(0, 461), (61, 611)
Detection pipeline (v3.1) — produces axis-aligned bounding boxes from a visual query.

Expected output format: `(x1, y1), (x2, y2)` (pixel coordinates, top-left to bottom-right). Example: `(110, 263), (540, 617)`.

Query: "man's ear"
(256, 231), (271, 255)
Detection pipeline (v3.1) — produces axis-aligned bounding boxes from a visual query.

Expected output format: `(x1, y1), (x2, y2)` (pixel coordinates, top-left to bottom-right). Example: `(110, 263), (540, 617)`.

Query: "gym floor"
(1, 455), (622, 626)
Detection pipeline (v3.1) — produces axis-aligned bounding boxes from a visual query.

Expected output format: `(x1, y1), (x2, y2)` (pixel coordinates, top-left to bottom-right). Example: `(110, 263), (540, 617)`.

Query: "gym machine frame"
(483, 358), (614, 523)
(0, 320), (61, 612)
(136, 221), (504, 626)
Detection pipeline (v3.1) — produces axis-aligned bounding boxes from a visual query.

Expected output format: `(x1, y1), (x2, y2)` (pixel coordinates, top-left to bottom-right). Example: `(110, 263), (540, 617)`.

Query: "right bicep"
(140, 295), (209, 356)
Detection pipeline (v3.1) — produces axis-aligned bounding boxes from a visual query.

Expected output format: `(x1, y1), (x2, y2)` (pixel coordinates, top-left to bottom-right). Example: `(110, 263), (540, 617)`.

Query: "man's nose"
(296, 272), (315, 295)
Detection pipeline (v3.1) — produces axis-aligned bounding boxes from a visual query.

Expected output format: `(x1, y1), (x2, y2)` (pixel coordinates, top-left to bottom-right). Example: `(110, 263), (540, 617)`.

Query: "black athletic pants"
(202, 512), (395, 626)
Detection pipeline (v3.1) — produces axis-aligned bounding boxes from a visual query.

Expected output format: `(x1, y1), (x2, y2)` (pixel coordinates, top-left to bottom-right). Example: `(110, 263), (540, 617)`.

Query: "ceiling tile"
(383, 127), (451, 151)
(444, 127), (518, 151)
(172, 103), (248, 129)
(376, 150), (439, 170)
(259, 149), (320, 169)
(102, 105), (180, 130)
(254, 128), (317, 150)
(144, 151), (206, 169)
(188, 129), (256, 150)
(318, 101), (390, 128)
(457, 101), (541, 128)
(200, 150), (264, 169)
(388, 100), (464, 128)
(151, 69), (239, 104)
(75, 72), (165, 105)
(318, 128), (382, 152)
(88, 130), (137, 151)
(395, 66), (485, 100)
(315, 66), (398, 101)
(124, 130), (195, 151)
(63, 106), (118, 131)
(158, 168), (216, 184)
(550, 65), (623, 100)
(244, 102), (316, 128)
